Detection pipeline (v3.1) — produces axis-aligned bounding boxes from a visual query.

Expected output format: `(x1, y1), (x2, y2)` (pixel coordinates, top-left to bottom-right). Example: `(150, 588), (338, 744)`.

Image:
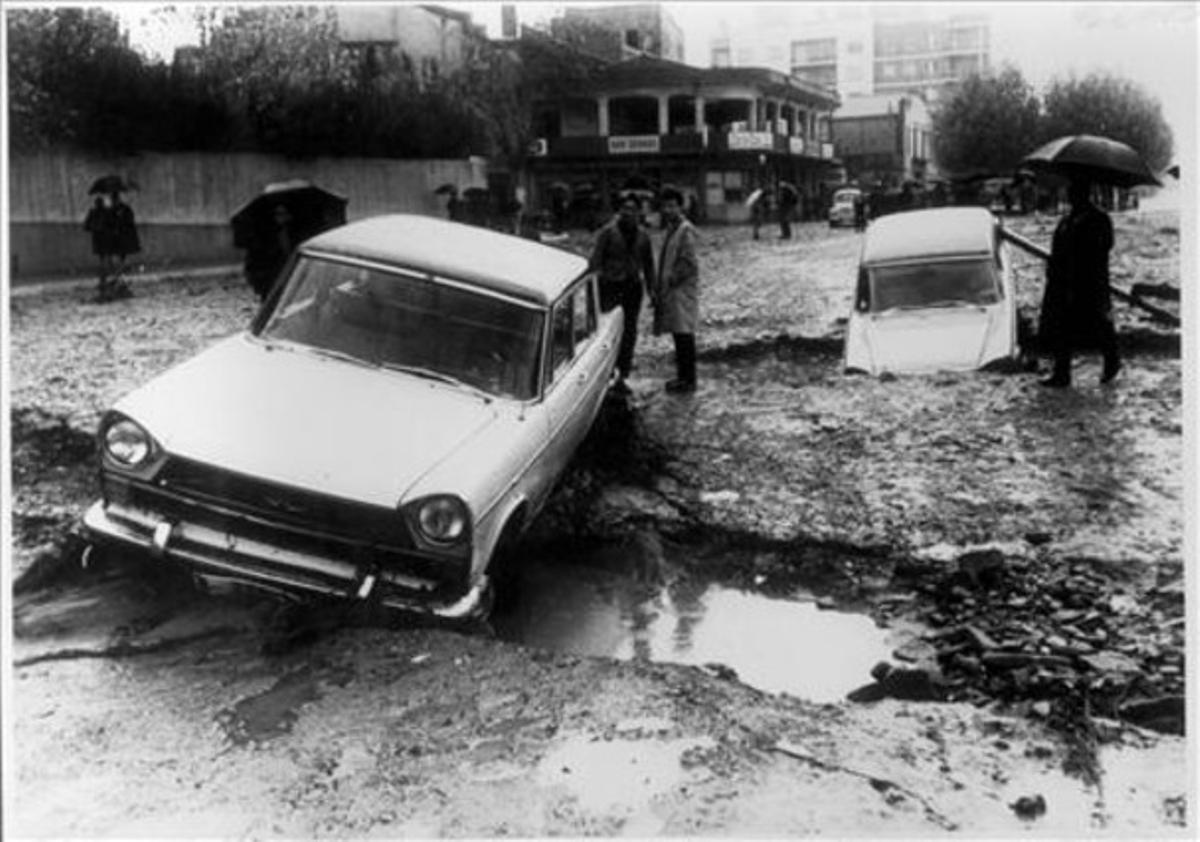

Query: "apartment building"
(710, 5), (990, 104)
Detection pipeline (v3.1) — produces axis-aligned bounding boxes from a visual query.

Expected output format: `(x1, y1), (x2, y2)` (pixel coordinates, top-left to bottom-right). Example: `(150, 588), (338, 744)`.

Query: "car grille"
(101, 457), (470, 597)
(156, 456), (414, 548)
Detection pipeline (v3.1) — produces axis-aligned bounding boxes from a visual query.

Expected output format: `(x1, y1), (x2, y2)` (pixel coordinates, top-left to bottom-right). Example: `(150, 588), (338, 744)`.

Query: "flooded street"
(493, 550), (896, 704)
(7, 212), (1187, 836)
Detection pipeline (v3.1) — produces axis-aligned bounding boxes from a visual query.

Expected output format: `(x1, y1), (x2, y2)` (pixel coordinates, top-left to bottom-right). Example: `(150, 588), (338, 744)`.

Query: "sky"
(104, 1), (1197, 169)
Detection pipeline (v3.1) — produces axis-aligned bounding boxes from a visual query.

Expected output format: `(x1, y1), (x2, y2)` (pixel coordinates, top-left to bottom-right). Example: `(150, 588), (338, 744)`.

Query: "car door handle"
(577, 372), (588, 385)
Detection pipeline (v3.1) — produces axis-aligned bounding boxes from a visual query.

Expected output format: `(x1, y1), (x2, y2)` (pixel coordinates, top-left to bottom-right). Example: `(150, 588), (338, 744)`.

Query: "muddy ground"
(6, 210), (1190, 836)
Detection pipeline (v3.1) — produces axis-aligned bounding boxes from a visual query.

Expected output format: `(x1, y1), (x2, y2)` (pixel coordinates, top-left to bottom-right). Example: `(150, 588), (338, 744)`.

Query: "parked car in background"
(828, 187), (862, 228)
(843, 207), (1018, 375)
(84, 215), (622, 620)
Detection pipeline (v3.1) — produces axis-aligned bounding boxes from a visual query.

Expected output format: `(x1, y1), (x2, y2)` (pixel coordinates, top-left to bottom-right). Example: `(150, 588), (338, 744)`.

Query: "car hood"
(844, 305), (1009, 375)
(115, 335), (501, 507)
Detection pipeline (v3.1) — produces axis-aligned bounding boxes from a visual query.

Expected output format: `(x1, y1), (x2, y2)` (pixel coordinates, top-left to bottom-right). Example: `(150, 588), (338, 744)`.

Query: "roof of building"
(590, 55), (839, 106)
(835, 94), (918, 120)
(862, 207), (997, 265)
(302, 215), (588, 306)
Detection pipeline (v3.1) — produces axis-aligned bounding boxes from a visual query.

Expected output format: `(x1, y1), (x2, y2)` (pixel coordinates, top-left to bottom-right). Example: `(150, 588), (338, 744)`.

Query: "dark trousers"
(672, 332), (696, 384)
(1051, 319), (1120, 380)
(600, 281), (644, 379)
(779, 209), (793, 239)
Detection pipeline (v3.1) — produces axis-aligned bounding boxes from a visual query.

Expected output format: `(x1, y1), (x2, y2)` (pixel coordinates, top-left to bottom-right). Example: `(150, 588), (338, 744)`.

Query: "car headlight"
(103, 417), (156, 468)
(413, 495), (470, 545)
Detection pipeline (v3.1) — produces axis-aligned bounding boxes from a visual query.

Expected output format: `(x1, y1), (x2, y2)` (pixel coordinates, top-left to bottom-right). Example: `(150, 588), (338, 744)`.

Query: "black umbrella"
(88, 174), (137, 195)
(1021, 134), (1161, 188)
(434, 183), (458, 196)
(230, 180), (348, 249)
(1166, 164), (1181, 180)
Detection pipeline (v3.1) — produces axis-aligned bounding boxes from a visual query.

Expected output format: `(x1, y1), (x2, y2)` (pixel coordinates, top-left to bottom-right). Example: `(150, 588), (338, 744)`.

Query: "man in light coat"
(652, 186), (700, 393)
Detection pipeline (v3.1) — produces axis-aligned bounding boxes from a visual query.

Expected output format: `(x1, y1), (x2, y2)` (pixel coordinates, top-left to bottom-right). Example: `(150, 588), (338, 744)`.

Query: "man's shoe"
(664, 379), (696, 393)
(1039, 375), (1071, 388)
(1100, 360), (1122, 384)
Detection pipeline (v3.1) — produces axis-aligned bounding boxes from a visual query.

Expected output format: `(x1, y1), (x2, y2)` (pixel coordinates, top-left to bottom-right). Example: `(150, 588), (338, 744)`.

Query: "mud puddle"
(494, 545), (896, 704)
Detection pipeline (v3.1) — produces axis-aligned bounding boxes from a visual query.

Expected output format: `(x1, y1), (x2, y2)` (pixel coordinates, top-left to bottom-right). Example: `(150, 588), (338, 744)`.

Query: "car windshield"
(868, 259), (1000, 312)
(257, 255), (544, 400)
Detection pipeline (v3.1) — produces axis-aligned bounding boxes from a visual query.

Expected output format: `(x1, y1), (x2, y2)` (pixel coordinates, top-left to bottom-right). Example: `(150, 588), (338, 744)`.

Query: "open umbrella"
(89, 174), (137, 195)
(433, 183), (458, 196)
(1021, 135), (1160, 188)
(230, 180), (348, 249)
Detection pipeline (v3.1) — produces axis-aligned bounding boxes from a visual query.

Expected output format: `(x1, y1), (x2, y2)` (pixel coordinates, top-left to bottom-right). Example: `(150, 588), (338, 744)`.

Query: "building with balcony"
(525, 55), (840, 223)
(550, 4), (685, 63)
(831, 94), (936, 189)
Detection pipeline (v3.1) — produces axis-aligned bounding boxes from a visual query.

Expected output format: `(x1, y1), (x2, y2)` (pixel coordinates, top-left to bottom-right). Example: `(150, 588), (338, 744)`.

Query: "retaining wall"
(8, 151), (488, 278)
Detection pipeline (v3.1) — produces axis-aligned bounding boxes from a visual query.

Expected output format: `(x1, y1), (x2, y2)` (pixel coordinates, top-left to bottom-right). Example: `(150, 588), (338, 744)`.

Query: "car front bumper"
(83, 500), (488, 619)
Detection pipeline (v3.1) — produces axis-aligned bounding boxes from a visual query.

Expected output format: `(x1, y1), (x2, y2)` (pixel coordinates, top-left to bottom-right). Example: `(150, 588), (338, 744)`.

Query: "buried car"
(843, 206), (1018, 375)
(83, 215), (622, 620)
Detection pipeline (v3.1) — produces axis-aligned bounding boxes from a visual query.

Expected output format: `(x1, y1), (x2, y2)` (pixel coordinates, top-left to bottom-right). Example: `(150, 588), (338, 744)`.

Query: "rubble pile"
(870, 548), (1185, 736)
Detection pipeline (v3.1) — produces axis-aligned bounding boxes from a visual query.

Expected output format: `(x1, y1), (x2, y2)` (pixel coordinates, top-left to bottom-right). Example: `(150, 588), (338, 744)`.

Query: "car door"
(538, 278), (612, 497)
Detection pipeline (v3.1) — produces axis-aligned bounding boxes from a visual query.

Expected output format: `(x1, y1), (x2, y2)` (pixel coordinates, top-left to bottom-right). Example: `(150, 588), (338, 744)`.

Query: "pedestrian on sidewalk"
(652, 186), (700, 394)
(589, 194), (655, 391)
(1038, 177), (1121, 387)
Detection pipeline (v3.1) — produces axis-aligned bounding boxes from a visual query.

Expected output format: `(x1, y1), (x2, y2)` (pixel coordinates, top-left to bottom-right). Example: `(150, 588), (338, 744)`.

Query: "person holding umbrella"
(1038, 177), (1120, 387)
(1022, 135), (1160, 387)
(84, 175), (140, 302)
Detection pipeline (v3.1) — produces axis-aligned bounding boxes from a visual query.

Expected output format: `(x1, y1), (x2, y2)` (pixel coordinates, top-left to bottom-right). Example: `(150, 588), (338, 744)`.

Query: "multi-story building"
(710, 5), (990, 104)
(551, 3), (685, 63)
(334, 4), (489, 87)
(830, 94), (936, 188)
(525, 55), (840, 223)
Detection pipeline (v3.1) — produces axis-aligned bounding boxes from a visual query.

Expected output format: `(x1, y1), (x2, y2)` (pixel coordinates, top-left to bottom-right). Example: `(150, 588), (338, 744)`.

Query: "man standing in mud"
(589, 194), (655, 392)
(652, 186), (699, 393)
(1038, 177), (1121, 387)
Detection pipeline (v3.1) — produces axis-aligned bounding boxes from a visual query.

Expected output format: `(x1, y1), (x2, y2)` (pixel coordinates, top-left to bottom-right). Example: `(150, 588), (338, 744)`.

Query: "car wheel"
(486, 516), (526, 620)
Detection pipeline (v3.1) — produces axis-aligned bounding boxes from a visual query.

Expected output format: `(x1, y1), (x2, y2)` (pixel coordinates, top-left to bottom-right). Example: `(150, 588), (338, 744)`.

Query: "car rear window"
(258, 256), (545, 400)
(868, 259), (1001, 312)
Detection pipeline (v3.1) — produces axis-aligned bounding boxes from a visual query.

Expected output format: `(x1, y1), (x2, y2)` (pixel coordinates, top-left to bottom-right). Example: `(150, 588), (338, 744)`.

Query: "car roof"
(301, 214), (588, 306)
(863, 207), (997, 265)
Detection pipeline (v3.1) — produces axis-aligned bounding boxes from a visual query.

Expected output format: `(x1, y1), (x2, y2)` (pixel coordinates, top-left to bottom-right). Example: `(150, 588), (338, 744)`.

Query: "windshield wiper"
(260, 338), (378, 369)
(379, 363), (494, 402)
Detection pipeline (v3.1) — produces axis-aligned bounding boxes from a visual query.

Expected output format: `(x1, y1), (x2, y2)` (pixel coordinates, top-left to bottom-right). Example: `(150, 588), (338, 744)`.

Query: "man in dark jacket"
(589, 194), (655, 389)
(1038, 178), (1121, 387)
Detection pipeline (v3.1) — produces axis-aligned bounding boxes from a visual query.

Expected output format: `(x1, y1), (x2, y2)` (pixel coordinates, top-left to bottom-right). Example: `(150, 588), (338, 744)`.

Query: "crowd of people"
(85, 171), (1122, 393)
(586, 174), (1122, 395)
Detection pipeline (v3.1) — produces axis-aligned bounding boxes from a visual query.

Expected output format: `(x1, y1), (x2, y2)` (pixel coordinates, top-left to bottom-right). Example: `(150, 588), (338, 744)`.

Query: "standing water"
(493, 549), (895, 704)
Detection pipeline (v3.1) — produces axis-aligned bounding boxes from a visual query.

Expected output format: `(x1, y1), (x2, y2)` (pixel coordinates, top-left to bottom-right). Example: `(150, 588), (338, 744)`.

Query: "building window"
(846, 40), (863, 54)
(791, 37), (836, 65)
(625, 29), (641, 50)
(711, 45), (731, 67)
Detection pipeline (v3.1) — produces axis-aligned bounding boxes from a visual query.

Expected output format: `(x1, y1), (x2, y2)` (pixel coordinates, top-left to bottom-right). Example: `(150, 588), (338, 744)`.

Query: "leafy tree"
(931, 65), (1042, 177)
(1040, 72), (1173, 173)
(7, 7), (145, 151)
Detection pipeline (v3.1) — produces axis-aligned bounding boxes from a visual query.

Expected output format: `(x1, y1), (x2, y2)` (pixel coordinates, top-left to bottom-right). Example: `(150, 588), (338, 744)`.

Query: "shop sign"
(789, 137), (805, 155)
(608, 135), (661, 154)
(727, 131), (774, 151)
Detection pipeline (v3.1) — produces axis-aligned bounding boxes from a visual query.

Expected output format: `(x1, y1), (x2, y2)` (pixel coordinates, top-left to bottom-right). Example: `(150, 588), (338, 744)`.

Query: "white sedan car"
(843, 207), (1018, 375)
(84, 215), (622, 620)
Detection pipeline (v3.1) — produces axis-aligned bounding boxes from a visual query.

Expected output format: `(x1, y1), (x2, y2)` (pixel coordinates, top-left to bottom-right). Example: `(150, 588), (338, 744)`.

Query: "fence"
(8, 151), (488, 278)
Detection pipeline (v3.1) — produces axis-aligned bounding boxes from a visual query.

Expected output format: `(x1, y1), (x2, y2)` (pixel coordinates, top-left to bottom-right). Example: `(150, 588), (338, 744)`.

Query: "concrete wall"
(8, 151), (487, 278)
